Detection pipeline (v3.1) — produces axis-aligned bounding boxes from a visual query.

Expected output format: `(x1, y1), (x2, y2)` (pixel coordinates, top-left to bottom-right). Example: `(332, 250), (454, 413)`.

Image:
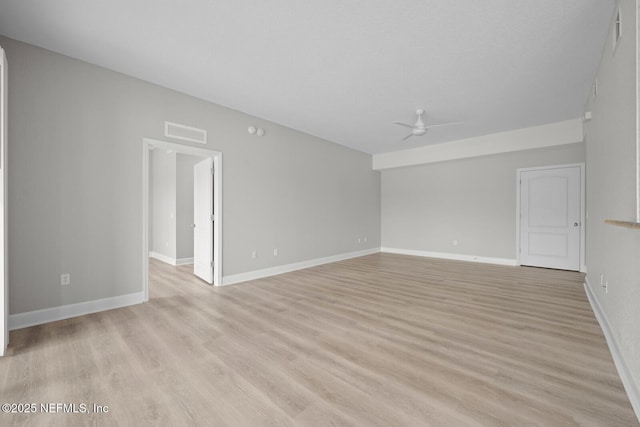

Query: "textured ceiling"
(0, 0), (616, 154)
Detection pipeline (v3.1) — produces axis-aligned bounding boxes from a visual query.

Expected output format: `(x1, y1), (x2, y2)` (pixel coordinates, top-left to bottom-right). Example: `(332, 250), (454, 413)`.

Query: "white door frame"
(516, 163), (586, 272)
(142, 138), (222, 301)
(0, 47), (8, 356)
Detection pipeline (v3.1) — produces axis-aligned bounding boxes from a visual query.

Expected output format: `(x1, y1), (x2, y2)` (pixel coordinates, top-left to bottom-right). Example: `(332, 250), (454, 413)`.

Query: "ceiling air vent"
(164, 121), (207, 144)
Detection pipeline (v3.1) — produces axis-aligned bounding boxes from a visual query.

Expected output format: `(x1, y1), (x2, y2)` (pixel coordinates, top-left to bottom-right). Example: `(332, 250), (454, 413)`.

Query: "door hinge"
(211, 167), (215, 175)
(210, 214), (215, 221)
(210, 261), (214, 267)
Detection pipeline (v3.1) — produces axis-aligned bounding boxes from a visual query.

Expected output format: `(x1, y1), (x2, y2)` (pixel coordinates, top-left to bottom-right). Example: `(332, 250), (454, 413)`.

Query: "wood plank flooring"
(0, 253), (637, 426)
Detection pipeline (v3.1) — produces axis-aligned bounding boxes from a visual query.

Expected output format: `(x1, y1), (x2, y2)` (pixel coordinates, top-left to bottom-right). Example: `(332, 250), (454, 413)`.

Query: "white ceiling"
(0, 0), (615, 154)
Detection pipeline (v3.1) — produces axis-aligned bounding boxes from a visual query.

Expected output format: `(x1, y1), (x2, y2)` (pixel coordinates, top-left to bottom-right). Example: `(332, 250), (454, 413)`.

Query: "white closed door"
(520, 166), (581, 271)
(193, 158), (213, 284)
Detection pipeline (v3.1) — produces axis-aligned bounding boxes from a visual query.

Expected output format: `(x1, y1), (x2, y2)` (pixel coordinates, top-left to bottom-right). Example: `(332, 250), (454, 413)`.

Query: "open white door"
(193, 158), (214, 284)
(0, 47), (8, 355)
(519, 165), (582, 271)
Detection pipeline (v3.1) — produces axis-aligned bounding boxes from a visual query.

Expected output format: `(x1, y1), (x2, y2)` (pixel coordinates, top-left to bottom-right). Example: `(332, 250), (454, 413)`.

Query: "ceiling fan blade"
(394, 121), (415, 129)
(400, 133), (414, 141)
(425, 121), (463, 129)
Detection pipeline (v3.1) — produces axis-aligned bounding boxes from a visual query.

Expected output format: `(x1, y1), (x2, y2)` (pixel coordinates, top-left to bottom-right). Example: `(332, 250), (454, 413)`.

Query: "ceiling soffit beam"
(372, 119), (584, 170)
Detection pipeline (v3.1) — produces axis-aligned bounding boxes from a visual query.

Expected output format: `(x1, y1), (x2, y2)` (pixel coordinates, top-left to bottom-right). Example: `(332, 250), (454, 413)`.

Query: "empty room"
(0, 1), (639, 426)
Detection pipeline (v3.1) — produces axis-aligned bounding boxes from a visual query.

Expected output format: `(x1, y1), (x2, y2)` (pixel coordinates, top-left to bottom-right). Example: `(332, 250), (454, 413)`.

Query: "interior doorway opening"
(142, 138), (222, 301)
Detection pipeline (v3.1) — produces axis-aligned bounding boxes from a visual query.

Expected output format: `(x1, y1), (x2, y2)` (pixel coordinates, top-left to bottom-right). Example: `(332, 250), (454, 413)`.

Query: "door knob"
(573, 222), (579, 227)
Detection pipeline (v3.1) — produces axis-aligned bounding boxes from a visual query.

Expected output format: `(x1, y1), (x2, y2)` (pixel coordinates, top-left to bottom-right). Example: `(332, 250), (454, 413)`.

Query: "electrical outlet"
(600, 274), (604, 285)
(363, 237), (367, 243)
(604, 281), (609, 294)
(251, 250), (257, 259)
(61, 273), (70, 286)
(357, 238), (361, 244)
(453, 239), (458, 246)
(273, 248), (278, 256)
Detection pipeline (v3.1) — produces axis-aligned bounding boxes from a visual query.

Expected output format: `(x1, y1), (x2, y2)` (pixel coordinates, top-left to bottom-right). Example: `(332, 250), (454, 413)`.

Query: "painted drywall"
(583, 0), (640, 409)
(373, 119), (584, 170)
(150, 149), (177, 260)
(381, 143), (585, 260)
(1, 36), (381, 315)
(176, 154), (203, 260)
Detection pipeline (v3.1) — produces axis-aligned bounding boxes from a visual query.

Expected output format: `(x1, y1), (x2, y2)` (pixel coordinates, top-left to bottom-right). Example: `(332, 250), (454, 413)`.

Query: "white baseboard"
(149, 251), (174, 265)
(381, 247), (517, 266)
(584, 278), (640, 422)
(8, 291), (145, 331)
(149, 252), (193, 266)
(222, 247), (380, 286)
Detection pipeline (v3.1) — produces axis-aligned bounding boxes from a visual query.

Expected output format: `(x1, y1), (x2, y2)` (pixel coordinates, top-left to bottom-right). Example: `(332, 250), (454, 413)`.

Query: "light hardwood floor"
(0, 253), (637, 426)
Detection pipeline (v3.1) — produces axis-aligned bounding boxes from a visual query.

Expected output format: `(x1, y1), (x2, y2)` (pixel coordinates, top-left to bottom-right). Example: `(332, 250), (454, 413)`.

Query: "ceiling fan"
(394, 109), (462, 141)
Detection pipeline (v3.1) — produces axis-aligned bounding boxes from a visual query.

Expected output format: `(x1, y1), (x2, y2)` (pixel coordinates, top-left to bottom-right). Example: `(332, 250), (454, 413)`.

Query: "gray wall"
(381, 143), (585, 259)
(176, 154), (203, 260)
(584, 0), (640, 399)
(150, 149), (177, 260)
(2, 36), (381, 314)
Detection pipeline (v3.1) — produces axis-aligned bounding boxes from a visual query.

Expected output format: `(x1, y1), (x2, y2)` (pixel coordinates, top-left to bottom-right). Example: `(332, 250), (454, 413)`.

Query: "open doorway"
(148, 150), (206, 266)
(142, 138), (222, 301)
